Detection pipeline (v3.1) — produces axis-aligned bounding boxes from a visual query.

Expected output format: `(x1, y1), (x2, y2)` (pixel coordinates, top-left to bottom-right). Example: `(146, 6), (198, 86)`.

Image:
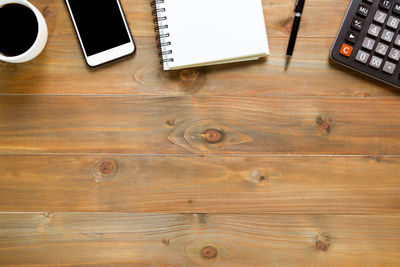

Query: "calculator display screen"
(68, 0), (131, 56)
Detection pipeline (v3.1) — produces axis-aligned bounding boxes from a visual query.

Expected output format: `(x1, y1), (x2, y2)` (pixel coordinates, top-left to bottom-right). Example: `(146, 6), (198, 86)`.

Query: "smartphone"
(65, 0), (135, 67)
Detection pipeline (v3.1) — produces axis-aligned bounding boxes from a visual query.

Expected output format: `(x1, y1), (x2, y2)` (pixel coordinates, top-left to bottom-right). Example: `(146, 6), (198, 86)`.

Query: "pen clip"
(294, 0), (299, 10)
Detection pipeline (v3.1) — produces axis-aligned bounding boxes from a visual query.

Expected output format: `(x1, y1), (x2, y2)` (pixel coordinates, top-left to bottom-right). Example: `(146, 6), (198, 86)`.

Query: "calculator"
(331, 0), (400, 88)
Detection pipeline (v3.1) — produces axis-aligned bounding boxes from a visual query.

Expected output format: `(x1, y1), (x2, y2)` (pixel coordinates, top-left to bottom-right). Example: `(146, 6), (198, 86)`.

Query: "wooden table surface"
(1, 0), (400, 266)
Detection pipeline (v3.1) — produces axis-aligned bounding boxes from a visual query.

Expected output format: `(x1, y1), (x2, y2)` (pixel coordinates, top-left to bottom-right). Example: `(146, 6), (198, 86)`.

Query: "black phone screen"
(68, 0), (131, 56)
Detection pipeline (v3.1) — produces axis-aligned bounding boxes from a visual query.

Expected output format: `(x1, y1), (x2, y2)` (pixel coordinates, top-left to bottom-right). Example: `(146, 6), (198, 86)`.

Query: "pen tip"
(285, 55), (291, 71)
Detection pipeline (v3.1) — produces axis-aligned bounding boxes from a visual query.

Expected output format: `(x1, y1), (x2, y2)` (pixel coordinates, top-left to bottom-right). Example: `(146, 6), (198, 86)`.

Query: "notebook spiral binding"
(151, 0), (174, 65)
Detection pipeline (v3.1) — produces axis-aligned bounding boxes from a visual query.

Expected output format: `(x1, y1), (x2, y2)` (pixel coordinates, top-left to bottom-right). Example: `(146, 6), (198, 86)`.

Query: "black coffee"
(0, 4), (39, 57)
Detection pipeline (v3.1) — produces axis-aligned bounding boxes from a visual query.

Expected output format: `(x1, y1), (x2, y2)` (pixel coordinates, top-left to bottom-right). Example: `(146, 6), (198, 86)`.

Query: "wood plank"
(1, 155), (400, 213)
(1, 96), (400, 155)
(1, 1), (397, 97)
(1, 36), (399, 97)
(1, 213), (399, 266)
(33, 0), (346, 38)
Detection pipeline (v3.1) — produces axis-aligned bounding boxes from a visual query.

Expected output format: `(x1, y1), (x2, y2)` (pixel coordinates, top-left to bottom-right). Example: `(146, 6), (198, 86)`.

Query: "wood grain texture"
(1, 0), (400, 265)
(0, 0), (398, 96)
(30, 0), (346, 38)
(2, 37), (398, 97)
(1, 213), (399, 266)
(1, 155), (399, 213)
(1, 96), (400, 155)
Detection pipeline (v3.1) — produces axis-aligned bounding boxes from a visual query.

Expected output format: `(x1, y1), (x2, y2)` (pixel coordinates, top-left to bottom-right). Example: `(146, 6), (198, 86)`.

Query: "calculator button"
(394, 34), (400, 46)
(383, 61), (396, 74)
(369, 56), (384, 68)
(387, 16), (400, 29)
(375, 42), (389, 55)
(356, 50), (370, 63)
(362, 37), (376, 50)
(389, 48), (400, 61)
(379, 0), (392, 10)
(374, 10), (388, 23)
(368, 24), (382, 37)
(340, 43), (353, 57)
(346, 31), (358, 44)
(393, 3), (400, 15)
(351, 18), (364, 31)
(357, 4), (370, 17)
(381, 29), (395, 42)
(364, 0), (374, 3)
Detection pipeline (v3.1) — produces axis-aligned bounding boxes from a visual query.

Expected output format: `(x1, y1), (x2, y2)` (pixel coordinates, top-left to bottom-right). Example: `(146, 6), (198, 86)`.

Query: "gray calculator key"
(394, 3), (400, 15)
(375, 42), (389, 56)
(383, 61), (396, 74)
(381, 29), (394, 42)
(374, 10), (387, 24)
(395, 35), (400, 46)
(389, 48), (400, 61)
(369, 56), (383, 69)
(362, 37), (376, 50)
(368, 24), (381, 37)
(380, 0), (392, 10)
(355, 50), (370, 63)
(357, 4), (370, 17)
(387, 16), (400, 29)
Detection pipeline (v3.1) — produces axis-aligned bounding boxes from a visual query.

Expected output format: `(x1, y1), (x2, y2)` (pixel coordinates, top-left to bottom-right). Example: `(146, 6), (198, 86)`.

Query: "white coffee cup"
(0, 0), (48, 63)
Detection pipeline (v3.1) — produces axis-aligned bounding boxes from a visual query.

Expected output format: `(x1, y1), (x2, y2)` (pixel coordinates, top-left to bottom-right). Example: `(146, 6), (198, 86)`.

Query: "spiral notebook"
(152, 0), (270, 70)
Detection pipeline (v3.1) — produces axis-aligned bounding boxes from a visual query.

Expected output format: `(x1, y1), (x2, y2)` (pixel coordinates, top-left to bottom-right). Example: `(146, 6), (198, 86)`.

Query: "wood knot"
(316, 116), (335, 135)
(178, 68), (206, 93)
(93, 159), (119, 181)
(281, 17), (294, 33)
(320, 121), (330, 131)
(203, 129), (224, 144)
(195, 213), (207, 224)
(162, 68), (206, 94)
(201, 246), (218, 259)
(42, 6), (56, 17)
(99, 161), (115, 175)
(356, 92), (375, 97)
(316, 240), (329, 251)
(179, 68), (201, 82)
(166, 119), (175, 126)
(43, 212), (54, 219)
(246, 169), (275, 185)
(368, 155), (382, 162)
(161, 238), (170, 246)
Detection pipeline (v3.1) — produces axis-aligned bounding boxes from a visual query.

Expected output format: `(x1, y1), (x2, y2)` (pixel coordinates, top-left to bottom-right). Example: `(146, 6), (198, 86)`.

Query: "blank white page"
(158, 0), (269, 70)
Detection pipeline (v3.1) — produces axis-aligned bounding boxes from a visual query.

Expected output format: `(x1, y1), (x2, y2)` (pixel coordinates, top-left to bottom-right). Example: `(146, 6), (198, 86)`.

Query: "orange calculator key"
(340, 44), (353, 57)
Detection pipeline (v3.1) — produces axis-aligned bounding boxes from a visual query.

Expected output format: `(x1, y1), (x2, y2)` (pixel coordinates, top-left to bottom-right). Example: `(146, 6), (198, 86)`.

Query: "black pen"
(285, 0), (306, 71)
